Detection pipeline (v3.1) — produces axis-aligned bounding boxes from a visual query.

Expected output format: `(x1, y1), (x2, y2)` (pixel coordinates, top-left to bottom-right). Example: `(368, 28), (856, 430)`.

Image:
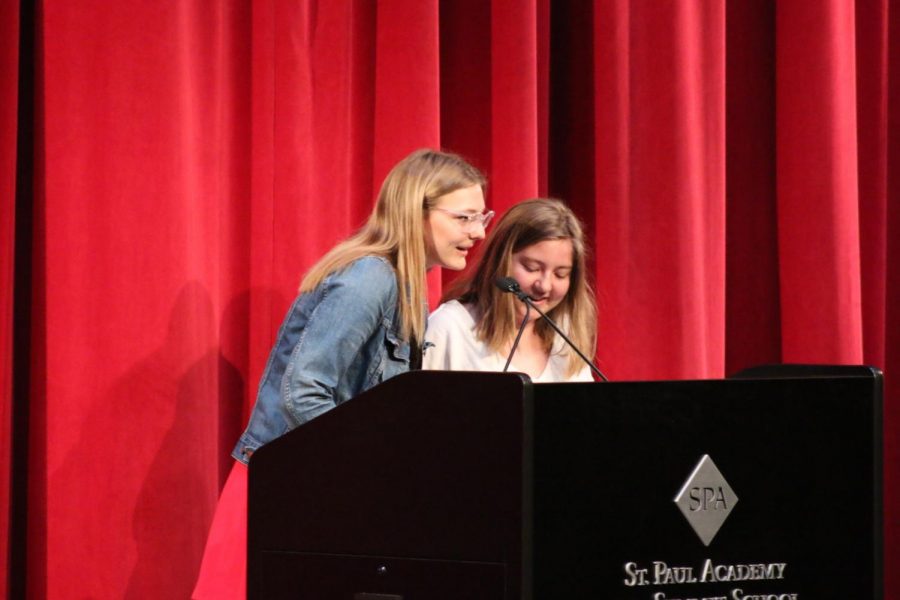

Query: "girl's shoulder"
(302, 255), (399, 317)
(327, 255), (397, 291)
(344, 254), (395, 276)
(428, 300), (477, 327)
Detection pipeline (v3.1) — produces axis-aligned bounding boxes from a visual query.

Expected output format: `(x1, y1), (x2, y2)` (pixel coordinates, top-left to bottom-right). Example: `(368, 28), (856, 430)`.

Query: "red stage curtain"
(1, 0), (897, 597)
(35, 2), (253, 597)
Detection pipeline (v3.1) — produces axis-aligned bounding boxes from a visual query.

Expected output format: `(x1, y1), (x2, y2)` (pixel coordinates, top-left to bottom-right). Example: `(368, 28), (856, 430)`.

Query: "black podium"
(247, 366), (882, 599)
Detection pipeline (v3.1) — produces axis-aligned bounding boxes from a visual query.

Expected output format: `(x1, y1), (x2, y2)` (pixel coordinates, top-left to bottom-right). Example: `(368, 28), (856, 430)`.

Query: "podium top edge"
(406, 365), (882, 384)
(728, 364), (882, 381)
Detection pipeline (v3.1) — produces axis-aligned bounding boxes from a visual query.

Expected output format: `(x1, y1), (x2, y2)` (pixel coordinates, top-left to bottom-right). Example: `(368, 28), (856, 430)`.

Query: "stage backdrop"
(1, 0), (898, 598)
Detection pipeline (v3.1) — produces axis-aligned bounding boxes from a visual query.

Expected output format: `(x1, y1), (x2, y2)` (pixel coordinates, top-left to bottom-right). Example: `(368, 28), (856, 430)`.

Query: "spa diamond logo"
(673, 455), (738, 546)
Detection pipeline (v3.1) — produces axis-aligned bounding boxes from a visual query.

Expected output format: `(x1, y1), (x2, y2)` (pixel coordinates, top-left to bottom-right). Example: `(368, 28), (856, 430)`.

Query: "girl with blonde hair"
(423, 198), (597, 382)
(194, 148), (490, 599)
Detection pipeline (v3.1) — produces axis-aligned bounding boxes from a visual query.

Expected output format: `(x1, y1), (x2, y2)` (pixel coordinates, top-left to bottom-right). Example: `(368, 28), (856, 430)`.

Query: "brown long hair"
(301, 149), (485, 343)
(443, 198), (597, 376)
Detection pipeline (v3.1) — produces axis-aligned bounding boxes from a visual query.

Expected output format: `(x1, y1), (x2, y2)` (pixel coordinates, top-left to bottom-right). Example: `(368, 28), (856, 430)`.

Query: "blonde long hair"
(444, 198), (597, 376)
(301, 149), (485, 343)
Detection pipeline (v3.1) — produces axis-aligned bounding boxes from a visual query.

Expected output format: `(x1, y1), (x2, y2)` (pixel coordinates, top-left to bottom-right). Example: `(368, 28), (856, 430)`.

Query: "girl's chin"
(439, 257), (466, 271)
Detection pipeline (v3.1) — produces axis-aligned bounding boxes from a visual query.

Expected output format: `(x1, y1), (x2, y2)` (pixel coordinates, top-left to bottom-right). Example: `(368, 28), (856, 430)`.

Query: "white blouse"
(422, 300), (593, 383)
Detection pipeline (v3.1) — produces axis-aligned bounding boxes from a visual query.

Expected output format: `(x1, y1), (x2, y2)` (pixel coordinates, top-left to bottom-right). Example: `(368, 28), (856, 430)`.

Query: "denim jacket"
(233, 256), (411, 464)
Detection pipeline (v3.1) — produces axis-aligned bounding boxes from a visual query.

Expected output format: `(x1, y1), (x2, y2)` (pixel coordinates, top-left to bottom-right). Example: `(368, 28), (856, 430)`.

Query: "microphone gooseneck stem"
(522, 297), (609, 382)
(503, 302), (531, 372)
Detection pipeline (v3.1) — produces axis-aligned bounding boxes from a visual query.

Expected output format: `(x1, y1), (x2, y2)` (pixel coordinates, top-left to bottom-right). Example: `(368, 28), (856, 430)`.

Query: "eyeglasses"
(431, 208), (495, 231)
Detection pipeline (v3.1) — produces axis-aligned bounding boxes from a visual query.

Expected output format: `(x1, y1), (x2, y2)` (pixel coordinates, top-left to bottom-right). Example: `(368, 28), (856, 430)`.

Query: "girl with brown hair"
(423, 198), (597, 382)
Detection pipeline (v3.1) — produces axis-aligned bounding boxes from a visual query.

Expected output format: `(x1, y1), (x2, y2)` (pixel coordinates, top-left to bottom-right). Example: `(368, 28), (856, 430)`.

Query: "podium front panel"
(248, 371), (533, 600)
(533, 372), (881, 599)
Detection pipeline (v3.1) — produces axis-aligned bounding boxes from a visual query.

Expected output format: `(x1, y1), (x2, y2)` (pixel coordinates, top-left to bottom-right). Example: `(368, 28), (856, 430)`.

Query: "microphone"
(493, 276), (609, 382)
(494, 276), (529, 300)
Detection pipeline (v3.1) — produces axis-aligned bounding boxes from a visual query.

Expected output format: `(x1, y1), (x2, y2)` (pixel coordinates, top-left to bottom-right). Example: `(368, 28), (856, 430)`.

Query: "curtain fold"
(724, 0), (780, 374)
(1, 0), (897, 597)
(593, 0), (726, 380)
(0, 3), (20, 597)
(490, 0), (540, 212)
(776, 0), (865, 363)
(857, 0), (889, 371)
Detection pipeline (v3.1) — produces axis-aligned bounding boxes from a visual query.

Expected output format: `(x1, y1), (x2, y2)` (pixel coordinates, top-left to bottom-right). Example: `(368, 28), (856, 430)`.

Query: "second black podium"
(247, 367), (882, 599)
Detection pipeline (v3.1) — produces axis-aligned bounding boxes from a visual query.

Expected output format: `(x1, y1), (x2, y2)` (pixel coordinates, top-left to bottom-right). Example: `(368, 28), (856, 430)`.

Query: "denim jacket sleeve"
(281, 257), (398, 427)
